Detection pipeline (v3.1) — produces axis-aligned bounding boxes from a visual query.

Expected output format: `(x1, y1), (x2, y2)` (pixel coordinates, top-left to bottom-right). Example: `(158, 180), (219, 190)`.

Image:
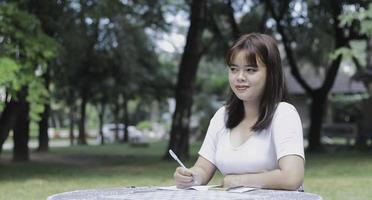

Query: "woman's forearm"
(223, 168), (304, 190)
(190, 156), (217, 185)
(190, 165), (215, 185)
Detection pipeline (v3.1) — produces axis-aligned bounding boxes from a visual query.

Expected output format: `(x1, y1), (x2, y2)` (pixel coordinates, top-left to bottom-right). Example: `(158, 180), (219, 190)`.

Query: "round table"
(47, 186), (323, 200)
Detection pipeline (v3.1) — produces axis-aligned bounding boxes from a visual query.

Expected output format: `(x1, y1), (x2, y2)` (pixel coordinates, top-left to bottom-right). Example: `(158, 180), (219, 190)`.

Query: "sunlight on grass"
(1, 141), (371, 200)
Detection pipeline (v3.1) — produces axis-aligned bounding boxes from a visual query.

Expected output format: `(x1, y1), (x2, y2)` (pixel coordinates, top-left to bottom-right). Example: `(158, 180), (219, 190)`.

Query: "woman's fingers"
(174, 168), (194, 182)
(176, 167), (193, 176)
(174, 167), (195, 188)
(174, 173), (193, 183)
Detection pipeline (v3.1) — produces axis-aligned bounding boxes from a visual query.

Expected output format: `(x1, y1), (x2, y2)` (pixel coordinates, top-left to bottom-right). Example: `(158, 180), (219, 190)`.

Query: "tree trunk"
(307, 91), (327, 152)
(355, 37), (372, 149)
(37, 68), (51, 152)
(68, 105), (75, 146)
(305, 55), (343, 152)
(122, 97), (129, 143)
(78, 97), (87, 145)
(37, 103), (50, 152)
(13, 88), (30, 162)
(306, 2), (346, 152)
(0, 100), (22, 155)
(355, 87), (372, 150)
(165, 0), (207, 160)
(98, 102), (106, 145)
(113, 101), (120, 142)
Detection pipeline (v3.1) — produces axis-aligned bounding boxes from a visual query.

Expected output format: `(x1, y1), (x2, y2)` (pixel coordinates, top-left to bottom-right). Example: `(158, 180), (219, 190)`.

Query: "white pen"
(169, 149), (198, 185)
(169, 149), (187, 169)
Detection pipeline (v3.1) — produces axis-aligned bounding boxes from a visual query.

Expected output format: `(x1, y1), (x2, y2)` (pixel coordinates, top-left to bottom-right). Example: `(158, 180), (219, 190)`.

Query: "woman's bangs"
(228, 47), (258, 67)
(243, 48), (258, 67)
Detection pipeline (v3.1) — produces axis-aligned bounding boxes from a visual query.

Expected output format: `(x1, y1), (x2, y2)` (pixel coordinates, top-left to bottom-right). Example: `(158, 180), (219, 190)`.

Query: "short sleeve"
(198, 107), (226, 165)
(272, 103), (305, 160)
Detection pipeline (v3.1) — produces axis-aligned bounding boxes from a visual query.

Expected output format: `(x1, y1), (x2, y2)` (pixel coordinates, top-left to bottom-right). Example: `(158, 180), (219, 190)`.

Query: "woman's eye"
(246, 68), (257, 73)
(229, 67), (238, 72)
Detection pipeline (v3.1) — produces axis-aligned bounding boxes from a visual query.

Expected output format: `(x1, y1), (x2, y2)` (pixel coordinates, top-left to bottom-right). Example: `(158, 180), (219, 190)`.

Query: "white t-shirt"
(198, 102), (305, 175)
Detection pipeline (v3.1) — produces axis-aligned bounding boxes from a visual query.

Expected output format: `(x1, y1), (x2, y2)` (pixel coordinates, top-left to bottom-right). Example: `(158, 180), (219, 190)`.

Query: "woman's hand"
(173, 167), (201, 189)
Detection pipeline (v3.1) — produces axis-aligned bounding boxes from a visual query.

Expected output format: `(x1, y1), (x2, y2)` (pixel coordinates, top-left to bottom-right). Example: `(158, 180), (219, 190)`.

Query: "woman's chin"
(235, 94), (260, 103)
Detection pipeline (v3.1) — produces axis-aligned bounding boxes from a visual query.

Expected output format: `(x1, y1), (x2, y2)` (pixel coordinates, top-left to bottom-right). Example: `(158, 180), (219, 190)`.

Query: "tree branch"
(352, 56), (362, 71)
(205, 7), (230, 51)
(321, 0), (348, 93)
(226, 0), (241, 39)
(265, 0), (313, 95)
(259, 4), (269, 32)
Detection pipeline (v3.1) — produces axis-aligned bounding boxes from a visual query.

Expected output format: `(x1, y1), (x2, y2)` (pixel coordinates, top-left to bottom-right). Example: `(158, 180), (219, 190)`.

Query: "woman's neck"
(242, 100), (260, 122)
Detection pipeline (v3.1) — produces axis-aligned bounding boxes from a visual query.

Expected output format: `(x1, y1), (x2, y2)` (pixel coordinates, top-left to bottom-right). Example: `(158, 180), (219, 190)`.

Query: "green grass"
(303, 150), (372, 200)
(1, 142), (372, 200)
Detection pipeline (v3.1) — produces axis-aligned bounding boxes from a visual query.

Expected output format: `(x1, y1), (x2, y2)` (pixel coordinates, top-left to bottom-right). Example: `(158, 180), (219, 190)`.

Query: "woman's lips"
(235, 85), (250, 90)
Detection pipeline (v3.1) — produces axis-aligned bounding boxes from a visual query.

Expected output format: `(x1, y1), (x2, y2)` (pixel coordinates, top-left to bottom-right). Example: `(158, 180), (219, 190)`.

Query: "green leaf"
(329, 47), (351, 60)
(360, 20), (372, 36)
(0, 57), (20, 85)
(27, 79), (49, 122)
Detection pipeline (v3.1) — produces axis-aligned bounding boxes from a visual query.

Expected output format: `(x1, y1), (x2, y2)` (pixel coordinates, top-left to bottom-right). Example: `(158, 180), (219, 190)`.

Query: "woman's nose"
(237, 70), (246, 82)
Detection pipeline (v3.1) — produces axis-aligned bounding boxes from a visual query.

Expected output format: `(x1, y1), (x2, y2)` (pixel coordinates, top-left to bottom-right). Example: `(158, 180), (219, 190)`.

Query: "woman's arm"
(191, 156), (217, 185)
(174, 156), (216, 188)
(223, 155), (304, 190)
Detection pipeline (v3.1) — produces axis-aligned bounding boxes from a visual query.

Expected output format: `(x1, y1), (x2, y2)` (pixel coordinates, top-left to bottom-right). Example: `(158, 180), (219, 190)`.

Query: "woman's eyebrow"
(229, 63), (257, 67)
(245, 64), (258, 68)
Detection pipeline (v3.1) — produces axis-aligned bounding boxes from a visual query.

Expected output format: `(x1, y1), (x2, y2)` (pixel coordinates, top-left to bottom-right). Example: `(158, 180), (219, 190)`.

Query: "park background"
(0, 0), (372, 199)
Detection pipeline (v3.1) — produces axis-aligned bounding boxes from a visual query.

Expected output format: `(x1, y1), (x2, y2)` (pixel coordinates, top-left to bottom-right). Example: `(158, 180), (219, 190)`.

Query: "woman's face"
(228, 50), (267, 104)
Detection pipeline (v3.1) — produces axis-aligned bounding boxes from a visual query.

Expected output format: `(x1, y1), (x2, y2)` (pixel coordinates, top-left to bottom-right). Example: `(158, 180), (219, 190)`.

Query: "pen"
(168, 149), (187, 169)
(169, 149), (198, 185)
(168, 149), (198, 184)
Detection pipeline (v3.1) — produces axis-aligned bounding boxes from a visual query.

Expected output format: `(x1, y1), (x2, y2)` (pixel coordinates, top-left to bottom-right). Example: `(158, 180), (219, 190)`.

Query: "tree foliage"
(334, 3), (372, 68)
(0, 2), (58, 121)
(339, 3), (372, 37)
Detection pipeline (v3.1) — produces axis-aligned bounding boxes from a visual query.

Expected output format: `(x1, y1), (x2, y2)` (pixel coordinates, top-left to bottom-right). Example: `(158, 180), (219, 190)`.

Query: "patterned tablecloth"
(47, 186), (323, 200)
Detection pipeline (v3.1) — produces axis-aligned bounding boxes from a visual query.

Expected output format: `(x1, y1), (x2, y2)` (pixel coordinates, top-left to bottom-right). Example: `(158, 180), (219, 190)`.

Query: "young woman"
(173, 33), (305, 191)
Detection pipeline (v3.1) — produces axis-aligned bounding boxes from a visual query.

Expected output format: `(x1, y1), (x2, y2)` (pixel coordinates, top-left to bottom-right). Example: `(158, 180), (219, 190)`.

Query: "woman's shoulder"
(271, 102), (302, 130)
(215, 106), (226, 115)
(272, 102), (300, 119)
(205, 106), (227, 135)
(211, 106), (226, 120)
(209, 106), (227, 124)
(276, 102), (297, 112)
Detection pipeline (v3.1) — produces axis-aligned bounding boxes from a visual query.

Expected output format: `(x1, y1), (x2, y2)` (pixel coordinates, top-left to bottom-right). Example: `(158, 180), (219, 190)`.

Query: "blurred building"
(284, 66), (367, 137)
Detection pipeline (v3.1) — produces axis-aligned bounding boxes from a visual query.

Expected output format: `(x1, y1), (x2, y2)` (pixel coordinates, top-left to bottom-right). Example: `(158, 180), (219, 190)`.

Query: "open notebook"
(158, 185), (257, 193)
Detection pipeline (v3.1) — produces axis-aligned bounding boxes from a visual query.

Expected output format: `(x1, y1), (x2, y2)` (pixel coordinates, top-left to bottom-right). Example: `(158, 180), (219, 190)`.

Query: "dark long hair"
(225, 33), (287, 131)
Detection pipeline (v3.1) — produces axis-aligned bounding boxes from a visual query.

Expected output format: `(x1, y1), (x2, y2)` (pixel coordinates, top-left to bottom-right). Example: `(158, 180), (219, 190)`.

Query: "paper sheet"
(157, 185), (257, 193)
(158, 185), (220, 191)
(227, 186), (257, 193)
